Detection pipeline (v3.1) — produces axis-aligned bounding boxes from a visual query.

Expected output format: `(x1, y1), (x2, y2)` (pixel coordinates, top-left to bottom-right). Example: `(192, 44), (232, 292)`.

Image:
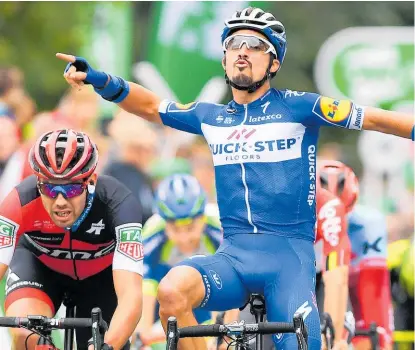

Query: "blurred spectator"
(0, 66), (36, 129)
(102, 110), (157, 224)
(17, 111), (74, 182)
(0, 117), (24, 201)
(54, 87), (110, 168)
(187, 136), (216, 203)
(149, 157), (192, 189)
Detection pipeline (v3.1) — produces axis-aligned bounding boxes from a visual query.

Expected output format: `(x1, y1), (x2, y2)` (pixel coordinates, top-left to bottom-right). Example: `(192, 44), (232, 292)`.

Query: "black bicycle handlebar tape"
(59, 318), (93, 328)
(179, 322), (296, 338)
(0, 317), (27, 327)
(179, 324), (223, 338)
(255, 322), (294, 334)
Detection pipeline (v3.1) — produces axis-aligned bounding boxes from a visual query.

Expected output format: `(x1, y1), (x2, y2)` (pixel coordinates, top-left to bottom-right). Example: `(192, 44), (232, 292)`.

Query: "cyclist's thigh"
(264, 238), (321, 350)
(177, 250), (249, 311)
(5, 246), (63, 316)
(5, 246), (64, 348)
(74, 267), (130, 350)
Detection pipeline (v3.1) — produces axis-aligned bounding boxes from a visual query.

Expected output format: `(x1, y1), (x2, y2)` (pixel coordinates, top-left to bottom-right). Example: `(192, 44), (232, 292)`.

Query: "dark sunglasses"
(38, 182), (87, 199)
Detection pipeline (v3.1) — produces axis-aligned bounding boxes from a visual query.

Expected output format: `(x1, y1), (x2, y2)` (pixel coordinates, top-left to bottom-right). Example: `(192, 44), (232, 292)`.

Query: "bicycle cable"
(23, 326), (55, 350)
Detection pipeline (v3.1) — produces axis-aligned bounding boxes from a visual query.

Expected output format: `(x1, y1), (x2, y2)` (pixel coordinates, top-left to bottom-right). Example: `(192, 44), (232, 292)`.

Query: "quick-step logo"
(202, 122), (306, 166)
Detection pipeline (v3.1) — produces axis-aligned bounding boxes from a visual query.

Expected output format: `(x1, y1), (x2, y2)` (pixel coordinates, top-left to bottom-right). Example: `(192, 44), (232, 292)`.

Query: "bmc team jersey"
(0, 175), (144, 280)
(159, 88), (365, 240)
(314, 187), (350, 274)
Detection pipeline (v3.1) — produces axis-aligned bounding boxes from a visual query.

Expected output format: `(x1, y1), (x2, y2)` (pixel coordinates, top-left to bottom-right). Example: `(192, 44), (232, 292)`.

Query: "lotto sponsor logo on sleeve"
(313, 96), (352, 126)
(0, 216), (18, 249)
(116, 223), (144, 261)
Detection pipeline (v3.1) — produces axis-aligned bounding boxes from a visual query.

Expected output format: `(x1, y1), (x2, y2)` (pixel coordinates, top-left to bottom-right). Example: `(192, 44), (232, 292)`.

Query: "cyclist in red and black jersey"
(0, 129), (143, 350)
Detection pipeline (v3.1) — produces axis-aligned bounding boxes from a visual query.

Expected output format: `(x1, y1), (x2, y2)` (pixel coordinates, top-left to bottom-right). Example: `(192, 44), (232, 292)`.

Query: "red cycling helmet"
(29, 129), (99, 181)
(317, 160), (359, 213)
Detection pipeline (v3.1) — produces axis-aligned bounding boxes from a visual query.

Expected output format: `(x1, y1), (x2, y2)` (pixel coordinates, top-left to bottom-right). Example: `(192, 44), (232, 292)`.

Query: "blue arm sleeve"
(285, 90), (366, 129)
(158, 99), (209, 135)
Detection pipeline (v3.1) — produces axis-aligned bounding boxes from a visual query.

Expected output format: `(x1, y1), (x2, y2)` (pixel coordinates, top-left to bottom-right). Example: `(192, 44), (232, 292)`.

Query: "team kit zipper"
(242, 104), (258, 233)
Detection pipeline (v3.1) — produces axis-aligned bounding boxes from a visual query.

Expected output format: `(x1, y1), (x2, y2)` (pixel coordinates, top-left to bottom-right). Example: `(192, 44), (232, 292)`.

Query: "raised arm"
(56, 53), (162, 124)
(362, 106), (414, 139)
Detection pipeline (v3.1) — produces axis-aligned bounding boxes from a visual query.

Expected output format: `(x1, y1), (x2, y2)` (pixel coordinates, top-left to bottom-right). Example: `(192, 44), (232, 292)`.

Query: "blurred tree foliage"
(0, 1), (413, 150)
(0, 2), (95, 110)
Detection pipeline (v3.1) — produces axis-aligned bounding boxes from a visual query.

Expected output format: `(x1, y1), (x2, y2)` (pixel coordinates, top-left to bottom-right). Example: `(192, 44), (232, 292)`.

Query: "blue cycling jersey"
(348, 204), (388, 266)
(159, 88), (365, 240)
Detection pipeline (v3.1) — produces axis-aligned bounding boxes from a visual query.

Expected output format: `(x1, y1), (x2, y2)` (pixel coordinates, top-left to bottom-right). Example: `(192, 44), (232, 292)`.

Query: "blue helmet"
(221, 7), (287, 72)
(155, 174), (207, 221)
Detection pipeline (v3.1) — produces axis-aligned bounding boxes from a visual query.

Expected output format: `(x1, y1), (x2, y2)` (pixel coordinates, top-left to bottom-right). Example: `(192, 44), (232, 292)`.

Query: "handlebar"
(179, 321), (295, 338)
(0, 307), (108, 349)
(0, 316), (95, 329)
(167, 312), (308, 350)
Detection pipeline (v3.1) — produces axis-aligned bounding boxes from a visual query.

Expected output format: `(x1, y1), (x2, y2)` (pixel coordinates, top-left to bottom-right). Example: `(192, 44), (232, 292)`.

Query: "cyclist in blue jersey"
(57, 6), (414, 350)
(133, 174), (222, 347)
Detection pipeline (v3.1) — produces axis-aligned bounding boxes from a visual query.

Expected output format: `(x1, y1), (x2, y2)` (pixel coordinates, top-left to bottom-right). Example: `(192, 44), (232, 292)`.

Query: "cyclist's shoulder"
(95, 174), (133, 204)
(143, 214), (166, 240)
(142, 215), (167, 259)
(162, 100), (226, 115)
(276, 88), (320, 105)
(268, 88), (321, 121)
(14, 175), (39, 207)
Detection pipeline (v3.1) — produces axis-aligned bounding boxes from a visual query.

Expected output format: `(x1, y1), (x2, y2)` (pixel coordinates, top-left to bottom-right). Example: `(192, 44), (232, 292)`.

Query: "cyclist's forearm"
(363, 106), (414, 139)
(118, 82), (163, 124)
(105, 289), (142, 349)
(322, 265), (349, 342)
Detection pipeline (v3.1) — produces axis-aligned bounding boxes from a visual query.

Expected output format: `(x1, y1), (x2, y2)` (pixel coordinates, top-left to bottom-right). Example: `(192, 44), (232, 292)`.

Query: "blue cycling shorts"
(177, 234), (322, 350)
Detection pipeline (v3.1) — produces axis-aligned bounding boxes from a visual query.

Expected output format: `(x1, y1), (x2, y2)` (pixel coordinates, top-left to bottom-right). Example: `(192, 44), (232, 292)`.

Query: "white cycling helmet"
(221, 7), (287, 93)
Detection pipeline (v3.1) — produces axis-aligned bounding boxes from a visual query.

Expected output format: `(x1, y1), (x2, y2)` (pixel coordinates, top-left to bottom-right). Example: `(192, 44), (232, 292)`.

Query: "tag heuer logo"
(0, 216), (18, 249)
(116, 223), (143, 261)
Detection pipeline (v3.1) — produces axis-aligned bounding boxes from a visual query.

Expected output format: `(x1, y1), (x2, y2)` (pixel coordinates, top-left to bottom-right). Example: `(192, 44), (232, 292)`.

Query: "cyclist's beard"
(232, 72), (253, 87)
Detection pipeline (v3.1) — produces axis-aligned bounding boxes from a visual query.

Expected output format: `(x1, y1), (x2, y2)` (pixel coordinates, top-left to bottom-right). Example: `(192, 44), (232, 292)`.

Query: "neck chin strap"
(225, 57), (274, 94)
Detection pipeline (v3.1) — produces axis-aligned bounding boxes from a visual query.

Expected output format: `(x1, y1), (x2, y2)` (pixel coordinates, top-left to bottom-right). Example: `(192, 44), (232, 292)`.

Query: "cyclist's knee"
(6, 296), (54, 349)
(158, 280), (189, 318)
(157, 266), (204, 317)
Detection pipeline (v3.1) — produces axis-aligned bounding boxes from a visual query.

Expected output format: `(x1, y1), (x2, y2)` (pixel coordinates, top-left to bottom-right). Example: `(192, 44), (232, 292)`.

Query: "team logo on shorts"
(319, 97), (352, 123)
(116, 223), (143, 261)
(0, 216), (18, 249)
(209, 270), (222, 290)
